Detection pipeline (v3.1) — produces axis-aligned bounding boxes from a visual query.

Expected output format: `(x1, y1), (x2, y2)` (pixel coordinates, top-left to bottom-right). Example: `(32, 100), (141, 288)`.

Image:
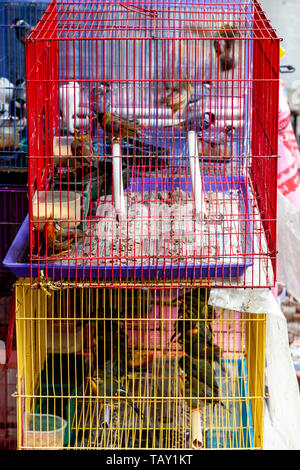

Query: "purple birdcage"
(0, 184), (28, 295)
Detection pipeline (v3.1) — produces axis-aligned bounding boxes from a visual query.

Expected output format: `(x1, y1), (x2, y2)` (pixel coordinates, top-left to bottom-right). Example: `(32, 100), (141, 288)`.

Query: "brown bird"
(213, 23), (239, 72)
(42, 214), (82, 256)
(42, 214), (60, 249)
(97, 112), (143, 142)
(70, 128), (97, 171)
(128, 350), (154, 370)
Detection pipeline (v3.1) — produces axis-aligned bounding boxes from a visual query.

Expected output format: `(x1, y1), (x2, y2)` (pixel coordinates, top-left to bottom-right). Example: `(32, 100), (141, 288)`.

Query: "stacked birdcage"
(0, 1), (49, 448)
(4, 0), (280, 450)
(0, 0), (49, 169)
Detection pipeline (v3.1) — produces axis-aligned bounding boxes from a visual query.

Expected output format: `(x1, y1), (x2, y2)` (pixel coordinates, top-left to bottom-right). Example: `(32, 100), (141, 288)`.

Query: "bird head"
(10, 18), (20, 28)
(74, 129), (90, 142)
(220, 23), (238, 39)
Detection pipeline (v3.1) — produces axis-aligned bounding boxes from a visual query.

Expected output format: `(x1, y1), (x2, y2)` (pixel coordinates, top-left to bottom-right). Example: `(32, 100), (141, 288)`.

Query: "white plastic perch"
(188, 130), (207, 218)
(112, 140), (125, 220)
(191, 409), (203, 449)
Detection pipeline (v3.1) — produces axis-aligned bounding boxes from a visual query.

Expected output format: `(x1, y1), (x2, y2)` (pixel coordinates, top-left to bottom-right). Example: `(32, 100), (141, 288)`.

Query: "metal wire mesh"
(0, 184), (28, 293)
(20, 0), (280, 287)
(0, 0), (49, 169)
(15, 282), (266, 450)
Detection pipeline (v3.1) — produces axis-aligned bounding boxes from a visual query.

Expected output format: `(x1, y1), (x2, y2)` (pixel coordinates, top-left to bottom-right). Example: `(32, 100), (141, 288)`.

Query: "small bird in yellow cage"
(182, 322), (214, 355)
(183, 323), (223, 363)
(86, 375), (143, 418)
(178, 355), (220, 396)
(170, 305), (213, 343)
(97, 112), (143, 142)
(178, 374), (224, 409)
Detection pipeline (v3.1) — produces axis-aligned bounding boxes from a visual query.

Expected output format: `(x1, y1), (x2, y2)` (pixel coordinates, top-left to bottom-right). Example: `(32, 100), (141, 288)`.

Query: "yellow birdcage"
(14, 279), (266, 450)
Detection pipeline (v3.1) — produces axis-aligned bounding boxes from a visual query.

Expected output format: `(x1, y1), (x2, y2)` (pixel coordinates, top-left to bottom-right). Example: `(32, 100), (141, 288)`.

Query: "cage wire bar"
(14, 281), (266, 450)
(17, 0), (280, 288)
(0, 0), (49, 170)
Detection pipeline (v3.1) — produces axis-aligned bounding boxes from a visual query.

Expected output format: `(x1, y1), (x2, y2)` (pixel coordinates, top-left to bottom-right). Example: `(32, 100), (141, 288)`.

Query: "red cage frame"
(24, 0), (280, 288)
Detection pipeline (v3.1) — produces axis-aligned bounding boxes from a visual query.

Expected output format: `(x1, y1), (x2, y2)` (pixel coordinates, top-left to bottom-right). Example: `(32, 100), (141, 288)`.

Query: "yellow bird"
(161, 80), (194, 117)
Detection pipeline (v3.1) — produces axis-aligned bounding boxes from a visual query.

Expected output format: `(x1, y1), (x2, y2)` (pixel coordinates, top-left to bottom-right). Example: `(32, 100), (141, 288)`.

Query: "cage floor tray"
(3, 175), (254, 281)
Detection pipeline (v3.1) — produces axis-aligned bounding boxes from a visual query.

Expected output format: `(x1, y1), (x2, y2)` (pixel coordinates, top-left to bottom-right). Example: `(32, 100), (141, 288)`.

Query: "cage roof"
(27, 0), (280, 42)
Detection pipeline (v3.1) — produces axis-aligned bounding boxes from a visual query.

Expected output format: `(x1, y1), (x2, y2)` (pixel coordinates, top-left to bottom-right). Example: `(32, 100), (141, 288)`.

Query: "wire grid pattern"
(15, 284), (266, 450)
(0, 0), (49, 169)
(23, 0), (279, 287)
(0, 184), (27, 293)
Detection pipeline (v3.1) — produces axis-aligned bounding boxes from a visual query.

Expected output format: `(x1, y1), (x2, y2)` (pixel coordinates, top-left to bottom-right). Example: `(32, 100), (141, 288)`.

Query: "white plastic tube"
(112, 141), (125, 220)
(191, 409), (203, 449)
(112, 107), (174, 118)
(188, 130), (207, 218)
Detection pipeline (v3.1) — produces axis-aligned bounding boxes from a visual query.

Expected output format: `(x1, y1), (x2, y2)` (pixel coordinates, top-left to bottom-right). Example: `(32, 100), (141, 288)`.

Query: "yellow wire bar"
(14, 279), (266, 450)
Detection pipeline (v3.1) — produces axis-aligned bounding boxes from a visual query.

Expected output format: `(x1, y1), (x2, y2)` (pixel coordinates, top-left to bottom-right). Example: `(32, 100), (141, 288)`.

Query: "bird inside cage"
(10, 18), (34, 45)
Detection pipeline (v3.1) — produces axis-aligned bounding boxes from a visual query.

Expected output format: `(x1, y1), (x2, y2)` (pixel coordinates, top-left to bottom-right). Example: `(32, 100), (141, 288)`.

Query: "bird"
(97, 111), (143, 142)
(128, 350), (154, 371)
(0, 77), (14, 104)
(42, 215), (60, 251)
(181, 322), (215, 358)
(86, 375), (143, 417)
(179, 374), (224, 409)
(53, 226), (83, 255)
(170, 296), (213, 343)
(40, 214), (82, 256)
(10, 18), (34, 44)
(178, 355), (219, 395)
(10, 78), (26, 123)
(70, 127), (97, 171)
(93, 319), (131, 374)
(170, 317), (200, 343)
(213, 24), (239, 72)
(160, 79), (194, 117)
(173, 288), (210, 306)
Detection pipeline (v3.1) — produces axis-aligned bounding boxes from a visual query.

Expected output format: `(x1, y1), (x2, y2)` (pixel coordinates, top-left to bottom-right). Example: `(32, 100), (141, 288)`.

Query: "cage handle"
(120, 3), (158, 17)
(280, 65), (296, 74)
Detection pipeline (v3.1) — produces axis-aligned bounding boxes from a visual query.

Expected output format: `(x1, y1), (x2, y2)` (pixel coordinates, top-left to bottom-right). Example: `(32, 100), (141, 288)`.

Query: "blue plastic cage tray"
(3, 175), (254, 282)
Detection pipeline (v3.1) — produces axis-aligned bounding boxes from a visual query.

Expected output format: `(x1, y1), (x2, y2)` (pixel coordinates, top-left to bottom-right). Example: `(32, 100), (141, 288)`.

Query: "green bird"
(172, 289), (210, 309)
(178, 356), (219, 395)
(179, 374), (224, 409)
(180, 322), (213, 356)
(86, 373), (143, 417)
(92, 318), (132, 377)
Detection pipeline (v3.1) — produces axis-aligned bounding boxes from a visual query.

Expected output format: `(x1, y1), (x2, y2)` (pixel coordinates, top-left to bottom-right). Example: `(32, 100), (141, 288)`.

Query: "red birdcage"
(23, 0), (279, 287)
